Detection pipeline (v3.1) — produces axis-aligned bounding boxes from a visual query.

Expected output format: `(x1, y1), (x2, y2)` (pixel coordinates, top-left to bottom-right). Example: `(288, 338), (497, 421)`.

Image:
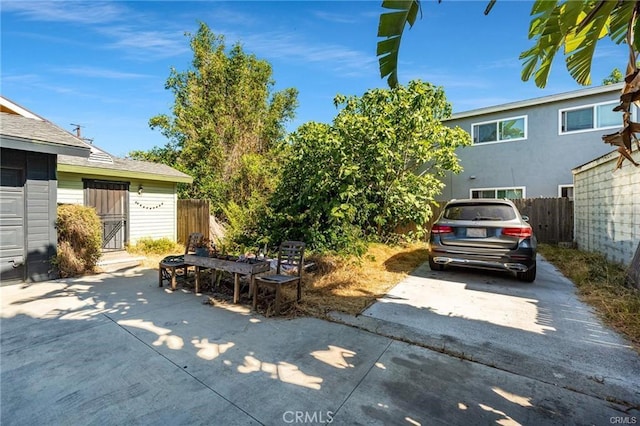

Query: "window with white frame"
(472, 116), (527, 144)
(558, 184), (574, 199)
(471, 187), (525, 200)
(559, 101), (621, 134)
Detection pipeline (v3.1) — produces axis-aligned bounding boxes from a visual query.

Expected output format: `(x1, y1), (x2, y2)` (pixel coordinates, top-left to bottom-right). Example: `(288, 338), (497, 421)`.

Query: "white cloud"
(99, 26), (190, 60)
(2, 1), (127, 25)
(241, 31), (377, 76)
(53, 66), (151, 79)
(4, 1), (189, 60)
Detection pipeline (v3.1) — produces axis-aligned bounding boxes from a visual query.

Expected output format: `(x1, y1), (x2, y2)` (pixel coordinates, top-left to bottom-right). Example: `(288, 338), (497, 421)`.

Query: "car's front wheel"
(428, 256), (444, 271)
(517, 265), (536, 282)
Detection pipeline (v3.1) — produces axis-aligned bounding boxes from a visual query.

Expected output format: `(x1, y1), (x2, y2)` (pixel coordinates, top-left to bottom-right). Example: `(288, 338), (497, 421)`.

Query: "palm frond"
(521, 2), (566, 88)
(565, 1), (616, 86)
(377, 0), (421, 88)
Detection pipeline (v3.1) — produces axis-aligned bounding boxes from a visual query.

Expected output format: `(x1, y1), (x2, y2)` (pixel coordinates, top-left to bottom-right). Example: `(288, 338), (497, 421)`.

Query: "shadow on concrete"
(340, 256), (640, 410)
(1, 266), (638, 425)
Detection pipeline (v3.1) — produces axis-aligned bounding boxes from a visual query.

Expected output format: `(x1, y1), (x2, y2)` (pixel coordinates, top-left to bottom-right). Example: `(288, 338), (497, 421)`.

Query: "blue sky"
(1, 1), (630, 157)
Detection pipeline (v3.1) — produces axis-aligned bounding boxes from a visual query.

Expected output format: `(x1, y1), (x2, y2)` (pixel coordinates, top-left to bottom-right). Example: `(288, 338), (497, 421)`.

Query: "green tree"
(265, 80), (470, 254)
(602, 68), (624, 85)
(131, 22), (298, 212)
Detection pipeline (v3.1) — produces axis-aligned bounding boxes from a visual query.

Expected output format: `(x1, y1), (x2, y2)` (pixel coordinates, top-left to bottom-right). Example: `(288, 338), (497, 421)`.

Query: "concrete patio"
(1, 265), (637, 425)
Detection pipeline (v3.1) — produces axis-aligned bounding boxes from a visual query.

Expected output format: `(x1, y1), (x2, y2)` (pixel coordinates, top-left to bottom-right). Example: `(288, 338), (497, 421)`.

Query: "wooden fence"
(512, 198), (573, 244)
(177, 199), (210, 245)
(179, 198), (573, 246)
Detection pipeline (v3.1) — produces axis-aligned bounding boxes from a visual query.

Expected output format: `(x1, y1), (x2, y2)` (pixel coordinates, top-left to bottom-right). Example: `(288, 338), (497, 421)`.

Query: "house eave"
(1, 136), (91, 157)
(57, 163), (194, 183)
(446, 83), (625, 121)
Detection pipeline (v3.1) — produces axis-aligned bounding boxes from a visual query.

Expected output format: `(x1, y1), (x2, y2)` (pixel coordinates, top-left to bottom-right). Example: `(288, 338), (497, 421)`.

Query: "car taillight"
(502, 227), (532, 238)
(431, 224), (454, 234)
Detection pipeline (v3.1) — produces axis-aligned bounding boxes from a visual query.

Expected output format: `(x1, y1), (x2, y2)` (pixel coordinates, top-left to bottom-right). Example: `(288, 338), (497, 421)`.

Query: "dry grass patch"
(127, 237), (184, 269)
(138, 241), (429, 318)
(290, 242), (429, 317)
(138, 253), (173, 269)
(539, 244), (640, 351)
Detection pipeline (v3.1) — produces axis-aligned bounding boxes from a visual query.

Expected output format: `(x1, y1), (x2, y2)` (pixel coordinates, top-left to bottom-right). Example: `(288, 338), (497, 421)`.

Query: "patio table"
(184, 254), (271, 303)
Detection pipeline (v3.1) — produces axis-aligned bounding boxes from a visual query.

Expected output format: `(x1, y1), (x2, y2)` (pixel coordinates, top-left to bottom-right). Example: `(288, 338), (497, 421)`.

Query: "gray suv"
(427, 198), (537, 282)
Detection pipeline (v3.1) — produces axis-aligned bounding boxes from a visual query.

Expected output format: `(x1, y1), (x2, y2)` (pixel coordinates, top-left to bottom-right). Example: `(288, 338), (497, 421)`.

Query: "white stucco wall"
(573, 149), (640, 266)
(57, 172), (178, 246)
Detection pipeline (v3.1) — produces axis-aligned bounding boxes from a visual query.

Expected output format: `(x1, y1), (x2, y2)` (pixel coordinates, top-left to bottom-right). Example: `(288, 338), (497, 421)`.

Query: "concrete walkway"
(1, 264), (638, 425)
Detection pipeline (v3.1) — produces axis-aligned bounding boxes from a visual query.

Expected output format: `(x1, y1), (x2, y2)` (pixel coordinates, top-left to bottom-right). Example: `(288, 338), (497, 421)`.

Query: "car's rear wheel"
(428, 256), (444, 271)
(517, 265), (536, 282)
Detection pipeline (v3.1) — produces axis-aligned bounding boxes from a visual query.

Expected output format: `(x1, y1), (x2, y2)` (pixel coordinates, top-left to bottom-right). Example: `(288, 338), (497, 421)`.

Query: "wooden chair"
(158, 232), (203, 290)
(252, 241), (305, 315)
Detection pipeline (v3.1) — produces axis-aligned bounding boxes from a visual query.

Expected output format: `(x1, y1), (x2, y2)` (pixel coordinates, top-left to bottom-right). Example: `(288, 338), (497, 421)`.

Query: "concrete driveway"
(333, 256), (640, 411)
(1, 259), (638, 425)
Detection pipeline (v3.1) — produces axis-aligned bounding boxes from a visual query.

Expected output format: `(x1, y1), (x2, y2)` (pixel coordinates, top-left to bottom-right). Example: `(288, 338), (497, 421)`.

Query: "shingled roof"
(1, 112), (90, 157)
(1, 96), (191, 183)
(58, 143), (192, 183)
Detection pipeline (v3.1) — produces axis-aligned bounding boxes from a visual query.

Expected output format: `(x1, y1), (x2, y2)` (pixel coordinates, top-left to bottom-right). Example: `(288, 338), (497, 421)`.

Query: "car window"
(443, 204), (516, 221)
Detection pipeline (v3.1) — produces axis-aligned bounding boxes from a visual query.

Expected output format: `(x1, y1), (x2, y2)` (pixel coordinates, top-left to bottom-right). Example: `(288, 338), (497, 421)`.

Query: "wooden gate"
(84, 180), (129, 251)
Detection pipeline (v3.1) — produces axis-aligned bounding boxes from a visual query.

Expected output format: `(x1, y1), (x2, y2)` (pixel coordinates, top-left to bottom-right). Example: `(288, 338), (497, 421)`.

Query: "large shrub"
(263, 81), (470, 255)
(53, 204), (102, 277)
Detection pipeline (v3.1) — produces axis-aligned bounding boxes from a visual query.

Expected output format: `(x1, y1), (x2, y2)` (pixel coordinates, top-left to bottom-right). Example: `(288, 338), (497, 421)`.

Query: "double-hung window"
(471, 187), (525, 200)
(559, 101), (620, 134)
(472, 116), (526, 144)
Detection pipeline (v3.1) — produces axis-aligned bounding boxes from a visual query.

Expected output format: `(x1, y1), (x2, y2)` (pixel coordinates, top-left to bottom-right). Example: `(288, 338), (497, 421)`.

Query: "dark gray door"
(84, 180), (129, 251)
(0, 167), (25, 281)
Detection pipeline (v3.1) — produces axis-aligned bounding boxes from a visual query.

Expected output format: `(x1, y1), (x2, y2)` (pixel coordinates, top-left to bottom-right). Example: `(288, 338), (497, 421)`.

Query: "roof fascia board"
(1, 136), (91, 157)
(57, 163), (193, 183)
(0, 97), (43, 120)
(446, 83), (624, 121)
(572, 149), (627, 174)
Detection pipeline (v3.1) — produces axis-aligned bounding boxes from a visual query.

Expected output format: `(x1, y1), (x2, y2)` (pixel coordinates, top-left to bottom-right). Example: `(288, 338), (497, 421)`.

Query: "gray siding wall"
(441, 89), (625, 199)
(25, 153), (57, 281)
(0, 148), (57, 282)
